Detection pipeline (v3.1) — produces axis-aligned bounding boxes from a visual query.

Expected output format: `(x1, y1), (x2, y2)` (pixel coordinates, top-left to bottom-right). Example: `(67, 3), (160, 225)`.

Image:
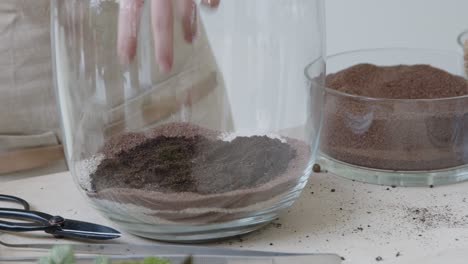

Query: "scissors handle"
(0, 195), (30, 210)
(0, 208), (55, 232)
(0, 195), (58, 233)
(0, 195), (121, 240)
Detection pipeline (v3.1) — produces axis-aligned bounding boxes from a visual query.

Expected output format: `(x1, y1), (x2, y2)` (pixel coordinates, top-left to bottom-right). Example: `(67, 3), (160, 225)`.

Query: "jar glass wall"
(51, 0), (326, 241)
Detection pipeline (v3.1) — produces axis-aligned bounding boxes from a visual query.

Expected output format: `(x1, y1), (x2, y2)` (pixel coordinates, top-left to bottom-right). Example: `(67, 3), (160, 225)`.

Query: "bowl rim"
(305, 47), (468, 103)
(457, 29), (468, 47)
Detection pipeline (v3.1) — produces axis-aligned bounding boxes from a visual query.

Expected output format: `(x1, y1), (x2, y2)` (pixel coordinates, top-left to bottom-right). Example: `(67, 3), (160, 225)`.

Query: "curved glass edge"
(458, 30), (468, 48)
(317, 154), (468, 187)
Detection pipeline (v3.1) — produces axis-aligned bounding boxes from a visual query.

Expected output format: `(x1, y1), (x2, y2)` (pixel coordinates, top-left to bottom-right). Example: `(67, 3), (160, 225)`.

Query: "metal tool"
(0, 194), (121, 240)
(0, 240), (343, 263)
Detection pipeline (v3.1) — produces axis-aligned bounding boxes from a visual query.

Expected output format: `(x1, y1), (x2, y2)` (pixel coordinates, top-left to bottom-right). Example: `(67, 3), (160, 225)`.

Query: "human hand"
(117, 0), (220, 73)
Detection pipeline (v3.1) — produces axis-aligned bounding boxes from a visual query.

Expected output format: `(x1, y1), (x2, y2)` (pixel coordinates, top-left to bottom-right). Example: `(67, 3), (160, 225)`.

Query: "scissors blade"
(54, 219), (121, 240)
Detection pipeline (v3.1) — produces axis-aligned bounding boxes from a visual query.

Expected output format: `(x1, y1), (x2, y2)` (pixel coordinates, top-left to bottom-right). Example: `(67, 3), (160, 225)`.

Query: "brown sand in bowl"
(322, 64), (468, 171)
(326, 64), (468, 99)
(82, 123), (311, 224)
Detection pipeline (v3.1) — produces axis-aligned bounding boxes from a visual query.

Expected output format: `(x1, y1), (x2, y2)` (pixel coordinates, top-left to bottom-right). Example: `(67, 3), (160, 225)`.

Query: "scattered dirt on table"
(313, 163), (321, 173)
(405, 206), (465, 230)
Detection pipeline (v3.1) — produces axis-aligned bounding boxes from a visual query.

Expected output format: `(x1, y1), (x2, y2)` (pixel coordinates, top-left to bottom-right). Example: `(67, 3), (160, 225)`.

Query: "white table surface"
(326, 0), (468, 55)
(2, 167), (468, 264)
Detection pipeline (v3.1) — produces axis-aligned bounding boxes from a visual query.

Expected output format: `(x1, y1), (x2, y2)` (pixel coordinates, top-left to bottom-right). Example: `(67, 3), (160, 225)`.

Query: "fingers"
(117, 0), (144, 64)
(151, 0), (174, 74)
(177, 0), (197, 43)
(119, 0), (219, 72)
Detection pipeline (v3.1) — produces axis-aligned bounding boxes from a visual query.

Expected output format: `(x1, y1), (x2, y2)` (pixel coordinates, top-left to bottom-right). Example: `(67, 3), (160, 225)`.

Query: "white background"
(202, 0), (468, 131)
(326, 0), (468, 55)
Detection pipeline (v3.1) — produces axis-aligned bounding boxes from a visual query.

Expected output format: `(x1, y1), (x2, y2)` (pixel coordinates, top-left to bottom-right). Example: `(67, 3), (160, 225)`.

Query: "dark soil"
(90, 135), (296, 194)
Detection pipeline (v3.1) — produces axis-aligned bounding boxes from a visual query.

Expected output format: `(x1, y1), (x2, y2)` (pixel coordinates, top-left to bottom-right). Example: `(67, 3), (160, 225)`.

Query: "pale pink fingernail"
(201, 0), (220, 8)
(183, 27), (194, 43)
(159, 58), (172, 74)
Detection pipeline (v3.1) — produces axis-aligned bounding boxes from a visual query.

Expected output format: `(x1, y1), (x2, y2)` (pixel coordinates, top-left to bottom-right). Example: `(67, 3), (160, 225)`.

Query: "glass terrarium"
(51, 0), (325, 241)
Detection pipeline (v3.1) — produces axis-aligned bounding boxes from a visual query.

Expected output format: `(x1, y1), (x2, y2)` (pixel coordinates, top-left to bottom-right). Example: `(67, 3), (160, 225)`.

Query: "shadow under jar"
(312, 49), (468, 187)
(51, 0), (325, 242)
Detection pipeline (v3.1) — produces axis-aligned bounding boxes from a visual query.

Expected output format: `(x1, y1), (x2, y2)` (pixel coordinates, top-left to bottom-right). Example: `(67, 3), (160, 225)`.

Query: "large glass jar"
(51, 0), (325, 241)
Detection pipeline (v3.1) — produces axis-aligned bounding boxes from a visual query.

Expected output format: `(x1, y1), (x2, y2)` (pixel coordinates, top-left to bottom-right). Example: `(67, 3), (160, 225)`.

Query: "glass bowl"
(311, 48), (468, 187)
(51, 0), (325, 242)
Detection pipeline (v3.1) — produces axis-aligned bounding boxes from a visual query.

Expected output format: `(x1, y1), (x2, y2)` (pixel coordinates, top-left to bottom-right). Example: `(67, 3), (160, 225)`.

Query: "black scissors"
(0, 194), (121, 240)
